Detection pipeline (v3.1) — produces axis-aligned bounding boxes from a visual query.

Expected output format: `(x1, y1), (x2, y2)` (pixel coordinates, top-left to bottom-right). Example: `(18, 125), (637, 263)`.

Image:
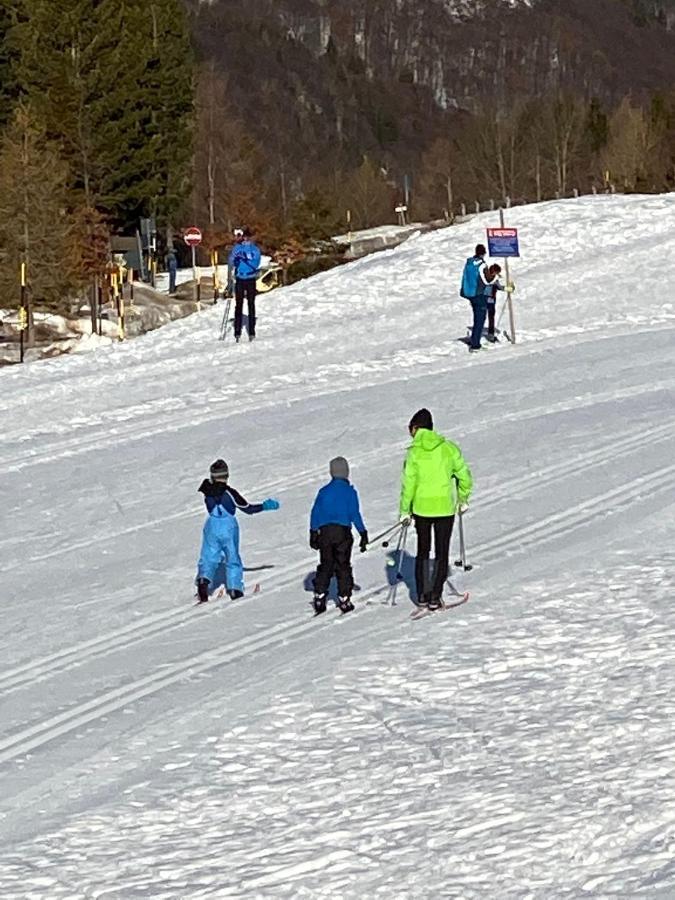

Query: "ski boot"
(337, 596), (355, 614)
(197, 578), (210, 603)
(312, 593), (328, 616)
(416, 592), (431, 608)
(427, 595), (443, 611)
(228, 588), (244, 600)
(249, 334), (256, 342)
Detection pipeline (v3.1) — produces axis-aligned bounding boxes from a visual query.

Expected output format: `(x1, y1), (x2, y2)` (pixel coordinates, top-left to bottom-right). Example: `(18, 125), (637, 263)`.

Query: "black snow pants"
(234, 277), (257, 338)
(414, 515), (455, 602)
(314, 524), (354, 598)
(487, 301), (496, 335)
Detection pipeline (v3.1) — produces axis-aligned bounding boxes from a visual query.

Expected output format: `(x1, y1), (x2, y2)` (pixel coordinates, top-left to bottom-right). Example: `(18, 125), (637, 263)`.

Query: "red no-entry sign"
(183, 227), (203, 247)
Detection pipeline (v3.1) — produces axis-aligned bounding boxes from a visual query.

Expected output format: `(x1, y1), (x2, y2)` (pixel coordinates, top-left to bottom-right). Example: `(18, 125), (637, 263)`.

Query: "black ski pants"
(487, 301), (496, 335)
(234, 277), (257, 338)
(414, 514), (455, 602)
(314, 524), (354, 598)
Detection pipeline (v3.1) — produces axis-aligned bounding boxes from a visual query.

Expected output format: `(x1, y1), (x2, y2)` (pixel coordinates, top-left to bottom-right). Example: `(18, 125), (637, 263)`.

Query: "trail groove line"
(3, 364), (673, 475)
(2, 420), (674, 694)
(2, 457), (674, 765)
(4, 408), (674, 570)
(0, 555), (312, 693)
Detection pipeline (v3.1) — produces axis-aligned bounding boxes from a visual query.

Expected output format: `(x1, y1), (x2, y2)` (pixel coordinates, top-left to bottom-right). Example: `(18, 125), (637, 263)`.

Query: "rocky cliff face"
(187, 0), (675, 201)
(193, 0), (675, 107)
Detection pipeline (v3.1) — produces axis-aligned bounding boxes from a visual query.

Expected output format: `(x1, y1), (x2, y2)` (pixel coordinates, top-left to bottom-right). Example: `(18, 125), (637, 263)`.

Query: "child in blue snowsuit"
(196, 459), (279, 603)
(309, 456), (368, 616)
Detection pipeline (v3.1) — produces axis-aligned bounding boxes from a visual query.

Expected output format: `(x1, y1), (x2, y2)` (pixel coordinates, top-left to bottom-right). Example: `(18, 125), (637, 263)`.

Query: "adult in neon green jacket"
(399, 408), (473, 609)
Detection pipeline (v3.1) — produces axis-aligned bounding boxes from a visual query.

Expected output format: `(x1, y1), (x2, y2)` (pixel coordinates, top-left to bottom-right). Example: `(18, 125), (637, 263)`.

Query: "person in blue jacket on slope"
(196, 459), (279, 603)
(309, 456), (368, 616)
(228, 227), (262, 343)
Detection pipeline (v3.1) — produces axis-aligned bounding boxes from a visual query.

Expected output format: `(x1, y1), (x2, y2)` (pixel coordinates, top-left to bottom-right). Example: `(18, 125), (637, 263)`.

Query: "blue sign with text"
(487, 227), (520, 258)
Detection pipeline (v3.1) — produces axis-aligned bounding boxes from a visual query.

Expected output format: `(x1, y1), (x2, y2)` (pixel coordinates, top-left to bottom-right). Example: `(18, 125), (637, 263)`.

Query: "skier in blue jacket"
(460, 243), (491, 352)
(309, 456), (368, 615)
(196, 459), (280, 603)
(228, 227), (262, 343)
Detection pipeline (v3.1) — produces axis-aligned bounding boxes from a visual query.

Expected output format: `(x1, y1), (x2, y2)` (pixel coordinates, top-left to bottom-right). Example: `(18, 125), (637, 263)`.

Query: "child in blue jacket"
(196, 459), (279, 603)
(309, 457), (368, 615)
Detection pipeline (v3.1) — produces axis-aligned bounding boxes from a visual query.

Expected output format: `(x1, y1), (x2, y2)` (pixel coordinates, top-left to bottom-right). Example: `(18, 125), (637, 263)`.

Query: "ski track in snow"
(1, 194), (675, 898)
(1, 412), (674, 700)
(0, 559), (673, 898)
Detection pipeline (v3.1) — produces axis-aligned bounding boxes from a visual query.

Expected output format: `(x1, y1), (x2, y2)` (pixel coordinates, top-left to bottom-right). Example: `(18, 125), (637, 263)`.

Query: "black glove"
(309, 529), (320, 551)
(359, 531), (369, 553)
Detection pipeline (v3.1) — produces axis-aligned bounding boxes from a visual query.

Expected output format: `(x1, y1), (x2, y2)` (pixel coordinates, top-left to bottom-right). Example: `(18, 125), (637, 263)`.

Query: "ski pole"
(496, 297), (508, 331)
(454, 508), (473, 572)
(220, 295), (232, 340)
(368, 521), (404, 548)
(386, 523), (409, 606)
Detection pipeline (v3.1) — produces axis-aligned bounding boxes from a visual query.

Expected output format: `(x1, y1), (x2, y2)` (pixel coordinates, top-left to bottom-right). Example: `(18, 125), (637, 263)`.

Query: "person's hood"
(412, 428), (445, 452)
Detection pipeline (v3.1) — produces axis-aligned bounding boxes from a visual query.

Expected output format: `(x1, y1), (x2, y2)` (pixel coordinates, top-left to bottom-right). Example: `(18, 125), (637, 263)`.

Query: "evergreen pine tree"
(139, 0), (194, 231)
(15, 0), (193, 233)
(0, 103), (81, 325)
(586, 98), (609, 155)
(0, 0), (20, 129)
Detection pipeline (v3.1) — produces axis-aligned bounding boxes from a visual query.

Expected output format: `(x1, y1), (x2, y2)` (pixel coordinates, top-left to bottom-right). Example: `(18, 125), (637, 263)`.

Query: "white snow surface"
(1, 194), (675, 898)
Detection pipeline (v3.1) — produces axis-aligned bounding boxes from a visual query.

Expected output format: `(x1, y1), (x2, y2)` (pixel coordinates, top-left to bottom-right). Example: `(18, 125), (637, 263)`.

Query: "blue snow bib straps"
(210, 496), (231, 518)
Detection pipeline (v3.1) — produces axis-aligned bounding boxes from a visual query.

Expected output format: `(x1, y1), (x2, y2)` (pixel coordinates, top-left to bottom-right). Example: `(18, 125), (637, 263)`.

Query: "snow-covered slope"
(1, 195), (674, 898)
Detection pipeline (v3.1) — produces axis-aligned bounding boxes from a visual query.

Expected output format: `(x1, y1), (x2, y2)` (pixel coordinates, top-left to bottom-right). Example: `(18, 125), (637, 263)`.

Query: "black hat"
(409, 408), (433, 431)
(209, 459), (229, 483)
(475, 243), (486, 257)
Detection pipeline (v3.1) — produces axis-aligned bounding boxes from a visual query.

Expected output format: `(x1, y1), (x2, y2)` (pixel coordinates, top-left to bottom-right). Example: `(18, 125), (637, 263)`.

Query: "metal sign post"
(487, 212), (520, 344)
(184, 227), (203, 310)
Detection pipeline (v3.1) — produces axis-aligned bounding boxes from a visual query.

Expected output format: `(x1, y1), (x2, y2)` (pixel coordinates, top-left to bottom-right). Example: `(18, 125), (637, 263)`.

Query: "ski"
(410, 592), (469, 620)
(193, 583), (260, 607)
(309, 599), (358, 618)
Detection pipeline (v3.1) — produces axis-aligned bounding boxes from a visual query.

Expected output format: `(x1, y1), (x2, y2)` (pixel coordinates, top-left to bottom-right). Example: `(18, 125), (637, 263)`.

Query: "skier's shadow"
(384, 548), (416, 602)
(302, 549), (415, 603)
(303, 571), (362, 601)
(209, 561), (275, 592)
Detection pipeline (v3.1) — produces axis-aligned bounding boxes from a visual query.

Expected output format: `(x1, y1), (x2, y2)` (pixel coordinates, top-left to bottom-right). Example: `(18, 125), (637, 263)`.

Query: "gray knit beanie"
(329, 456), (350, 480)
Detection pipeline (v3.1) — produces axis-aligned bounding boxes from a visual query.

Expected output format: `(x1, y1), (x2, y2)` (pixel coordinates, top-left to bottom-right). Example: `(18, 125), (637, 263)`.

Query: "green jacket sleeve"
(399, 448), (417, 516)
(451, 444), (473, 505)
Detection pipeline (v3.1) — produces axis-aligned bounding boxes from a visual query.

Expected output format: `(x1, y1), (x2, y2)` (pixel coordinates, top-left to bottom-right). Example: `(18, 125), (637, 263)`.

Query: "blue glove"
(262, 498), (280, 511)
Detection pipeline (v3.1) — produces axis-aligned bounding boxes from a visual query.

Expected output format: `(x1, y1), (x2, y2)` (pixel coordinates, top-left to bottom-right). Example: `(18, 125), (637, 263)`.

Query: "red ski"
(410, 592), (469, 620)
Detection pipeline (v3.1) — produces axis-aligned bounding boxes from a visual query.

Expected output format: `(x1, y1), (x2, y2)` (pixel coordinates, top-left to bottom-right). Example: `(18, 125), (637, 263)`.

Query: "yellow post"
(111, 271), (124, 341)
(19, 262), (27, 362)
(119, 292), (125, 341)
(211, 249), (219, 300)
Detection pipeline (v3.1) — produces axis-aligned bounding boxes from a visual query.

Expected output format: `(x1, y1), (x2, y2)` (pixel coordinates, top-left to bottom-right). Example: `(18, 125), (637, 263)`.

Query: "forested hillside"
(186, 0), (675, 233)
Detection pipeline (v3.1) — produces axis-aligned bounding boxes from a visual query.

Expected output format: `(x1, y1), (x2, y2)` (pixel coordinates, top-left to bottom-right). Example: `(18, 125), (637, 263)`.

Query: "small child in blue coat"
(196, 459), (279, 603)
(309, 456), (368, 615)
